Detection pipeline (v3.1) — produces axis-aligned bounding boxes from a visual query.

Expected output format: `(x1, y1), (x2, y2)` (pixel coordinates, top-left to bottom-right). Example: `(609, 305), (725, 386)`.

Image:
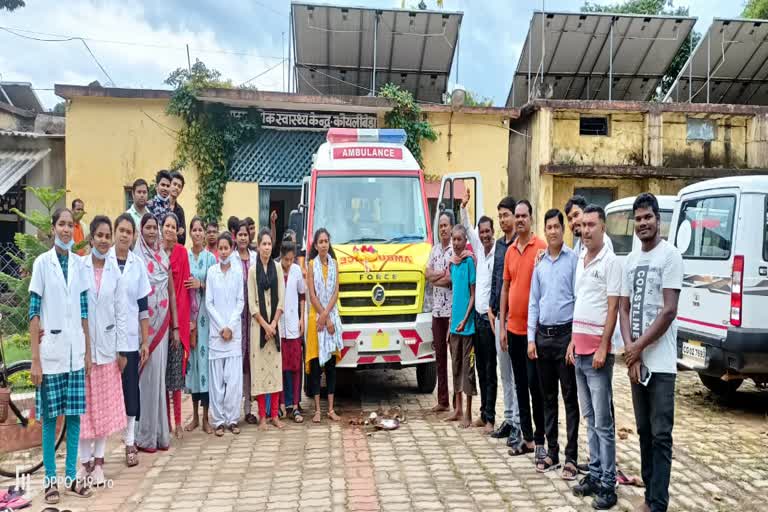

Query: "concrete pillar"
(647, 110), (663, 167)
(747, 113), (768, 168)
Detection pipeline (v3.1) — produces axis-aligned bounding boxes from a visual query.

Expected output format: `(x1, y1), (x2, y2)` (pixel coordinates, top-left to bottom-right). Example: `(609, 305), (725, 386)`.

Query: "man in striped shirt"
(569, 204), (621, 510)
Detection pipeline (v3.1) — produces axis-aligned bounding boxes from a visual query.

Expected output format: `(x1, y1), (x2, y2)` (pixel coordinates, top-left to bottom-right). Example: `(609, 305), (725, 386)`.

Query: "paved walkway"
(9, 363), (768, 511)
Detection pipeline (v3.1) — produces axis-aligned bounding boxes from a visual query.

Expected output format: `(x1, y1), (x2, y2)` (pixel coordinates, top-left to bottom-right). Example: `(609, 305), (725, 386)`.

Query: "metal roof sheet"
(229, 130), (326, 186)
(664, 18), (768, 105)
(291, 2), (462, 103)
(508, 11), (696, 107)
(0, 148), (50, 195)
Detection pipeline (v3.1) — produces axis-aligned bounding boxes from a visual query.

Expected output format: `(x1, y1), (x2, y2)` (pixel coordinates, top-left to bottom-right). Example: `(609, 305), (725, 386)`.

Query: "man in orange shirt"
(71, 198), (88, 256)
(500, 200), (547, 461)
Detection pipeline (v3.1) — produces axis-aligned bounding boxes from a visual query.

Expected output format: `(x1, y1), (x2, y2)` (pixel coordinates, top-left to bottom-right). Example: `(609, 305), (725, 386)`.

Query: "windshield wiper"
(343, 237), (388, 244)
(385, 234), (425, 243)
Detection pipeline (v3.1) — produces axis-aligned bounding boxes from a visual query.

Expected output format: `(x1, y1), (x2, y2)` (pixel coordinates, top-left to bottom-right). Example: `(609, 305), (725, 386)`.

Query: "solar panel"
(507, 11), (696, 107)
(291, 2), (462, 103)
(665, 18), (768, 105)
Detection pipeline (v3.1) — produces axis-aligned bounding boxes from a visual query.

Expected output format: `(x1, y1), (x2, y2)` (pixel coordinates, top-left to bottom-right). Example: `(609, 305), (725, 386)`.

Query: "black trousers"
(507, 332), (545, 445)
(535, 330), (579, 464)
(474, 313), (497, 425)
(191, 392), (210, 408)
(632, 373), (676, 512)
(307, 357), (337, 397)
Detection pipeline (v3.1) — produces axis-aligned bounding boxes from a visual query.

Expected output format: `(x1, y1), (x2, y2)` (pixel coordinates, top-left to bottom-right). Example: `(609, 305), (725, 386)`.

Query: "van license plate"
(681, 341), (707, 368)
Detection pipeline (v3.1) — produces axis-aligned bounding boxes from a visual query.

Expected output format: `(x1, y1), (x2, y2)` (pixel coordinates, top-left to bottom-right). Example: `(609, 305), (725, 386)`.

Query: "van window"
(676, 196), (736, 259)
(607, 209), (673, 256)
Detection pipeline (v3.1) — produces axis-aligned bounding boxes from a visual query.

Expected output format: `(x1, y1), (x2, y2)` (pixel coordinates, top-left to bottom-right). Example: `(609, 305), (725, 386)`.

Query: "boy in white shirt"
(205, 233), (245, 436)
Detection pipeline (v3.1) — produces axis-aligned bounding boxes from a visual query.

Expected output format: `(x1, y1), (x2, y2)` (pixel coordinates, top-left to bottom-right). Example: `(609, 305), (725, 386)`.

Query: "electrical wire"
(0, 25), (286, 60)
(80, 39), (115, 86)
(241, 59), (286, 86)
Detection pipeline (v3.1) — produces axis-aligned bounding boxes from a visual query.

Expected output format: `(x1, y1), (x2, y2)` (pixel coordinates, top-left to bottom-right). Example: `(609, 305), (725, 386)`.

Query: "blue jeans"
(575, 353), (616, 490)
(495, 318), (521, 445)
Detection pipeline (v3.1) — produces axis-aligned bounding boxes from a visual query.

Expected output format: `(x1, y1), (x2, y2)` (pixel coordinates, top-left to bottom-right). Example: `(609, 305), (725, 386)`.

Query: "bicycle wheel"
(0, 361), (66, 477)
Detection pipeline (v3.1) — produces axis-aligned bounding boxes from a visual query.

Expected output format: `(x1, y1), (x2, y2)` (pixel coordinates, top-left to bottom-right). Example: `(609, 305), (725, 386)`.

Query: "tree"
(581, 0), (699, 99)
(463, 90), (493, 107)
(52, 102), (66, 115)
(379, 83), (437, 167)
(0, 0), (25, 12)
(743, 0), (768, 19)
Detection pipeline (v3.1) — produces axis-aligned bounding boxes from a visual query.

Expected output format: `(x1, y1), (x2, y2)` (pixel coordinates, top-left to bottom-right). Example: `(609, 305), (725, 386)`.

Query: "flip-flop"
(2, 496), (30, 510)
(508, 443), (534, 457)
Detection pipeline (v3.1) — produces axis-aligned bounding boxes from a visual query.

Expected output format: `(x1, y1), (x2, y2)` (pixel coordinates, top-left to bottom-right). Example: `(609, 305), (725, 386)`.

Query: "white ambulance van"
(669, 176), (768, 395)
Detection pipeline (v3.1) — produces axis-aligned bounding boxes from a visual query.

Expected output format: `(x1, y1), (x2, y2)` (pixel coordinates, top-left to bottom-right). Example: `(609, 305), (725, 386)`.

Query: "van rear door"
(434, 173), (484, 237)
(673, 189), (740, 347)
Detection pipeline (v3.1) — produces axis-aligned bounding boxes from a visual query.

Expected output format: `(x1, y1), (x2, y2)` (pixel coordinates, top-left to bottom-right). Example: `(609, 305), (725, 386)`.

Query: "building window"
(676, 195), (736, 260)
(124, 186), (133, 210)
(687, 118), (716, 141)
(579, 116), (609, 136)
(574, 187), (616, 209)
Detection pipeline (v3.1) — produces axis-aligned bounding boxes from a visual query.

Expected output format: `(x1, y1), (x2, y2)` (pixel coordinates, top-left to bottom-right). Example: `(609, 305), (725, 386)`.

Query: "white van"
(668, 176), (768, 395)
(606, 195), (676, 264)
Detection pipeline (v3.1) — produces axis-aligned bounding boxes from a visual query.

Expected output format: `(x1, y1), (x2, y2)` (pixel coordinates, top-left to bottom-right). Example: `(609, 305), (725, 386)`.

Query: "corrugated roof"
(229, 130), (326, 186)
(0, 148), (50, 195)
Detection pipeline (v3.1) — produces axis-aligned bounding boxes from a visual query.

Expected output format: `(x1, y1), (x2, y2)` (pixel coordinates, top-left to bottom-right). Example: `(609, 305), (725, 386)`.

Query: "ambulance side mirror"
(288, 209), (304, 252)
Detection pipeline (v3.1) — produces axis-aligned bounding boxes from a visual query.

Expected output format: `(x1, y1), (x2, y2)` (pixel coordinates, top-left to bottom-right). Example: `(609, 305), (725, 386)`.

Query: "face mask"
(91, 247), (108, 260)
(54, 236), (74, 251)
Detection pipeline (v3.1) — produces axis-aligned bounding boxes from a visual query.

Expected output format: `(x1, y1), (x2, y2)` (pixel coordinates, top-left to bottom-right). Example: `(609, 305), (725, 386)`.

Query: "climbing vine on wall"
(379, 83), (437, 167)
(166, 60), (260, 222)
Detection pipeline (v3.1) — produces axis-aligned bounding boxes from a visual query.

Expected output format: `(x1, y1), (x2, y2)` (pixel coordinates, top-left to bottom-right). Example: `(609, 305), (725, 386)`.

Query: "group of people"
(28, 170), (344, 506)
(427, 191), (682, 512)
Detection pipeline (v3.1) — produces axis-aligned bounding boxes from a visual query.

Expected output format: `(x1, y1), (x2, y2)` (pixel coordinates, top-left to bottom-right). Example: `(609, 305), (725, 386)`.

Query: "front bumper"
(337, 313), (435, 368)
(677, 326), (768, 376)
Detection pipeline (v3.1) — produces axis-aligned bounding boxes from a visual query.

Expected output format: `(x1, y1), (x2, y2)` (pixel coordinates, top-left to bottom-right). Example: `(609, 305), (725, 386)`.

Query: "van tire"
(416, 362), (437, 394)
(699, 374), (743, 396)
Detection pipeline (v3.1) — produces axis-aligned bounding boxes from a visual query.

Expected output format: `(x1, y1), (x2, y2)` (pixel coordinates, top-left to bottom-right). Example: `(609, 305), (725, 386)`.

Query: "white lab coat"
(28, 247), (89, 375)
(108, 247), (151, 352)
(205, 262), (245, 359)
(82, 255), (128, 365)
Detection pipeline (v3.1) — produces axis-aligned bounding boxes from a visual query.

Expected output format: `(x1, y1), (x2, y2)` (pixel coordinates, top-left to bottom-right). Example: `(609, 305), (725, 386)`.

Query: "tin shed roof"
(229, 130), (326, 187)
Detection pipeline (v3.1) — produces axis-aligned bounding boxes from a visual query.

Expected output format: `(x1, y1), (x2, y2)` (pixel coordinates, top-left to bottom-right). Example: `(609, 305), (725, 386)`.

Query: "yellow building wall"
(421, 112), (510, 225)
(65, 97), (196, 223)
(552, 111), (645, 166)
(662, 113), (748, 168)
(547, 176), (689, 244)
(221, 182), (260, 228)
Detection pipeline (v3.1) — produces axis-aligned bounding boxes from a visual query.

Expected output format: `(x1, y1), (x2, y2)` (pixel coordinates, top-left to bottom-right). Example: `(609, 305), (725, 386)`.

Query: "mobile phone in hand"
(639, 364), (652, 387)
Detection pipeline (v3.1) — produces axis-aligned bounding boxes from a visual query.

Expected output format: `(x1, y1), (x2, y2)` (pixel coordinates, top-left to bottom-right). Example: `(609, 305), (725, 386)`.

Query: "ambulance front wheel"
(416, 362), (437, 394)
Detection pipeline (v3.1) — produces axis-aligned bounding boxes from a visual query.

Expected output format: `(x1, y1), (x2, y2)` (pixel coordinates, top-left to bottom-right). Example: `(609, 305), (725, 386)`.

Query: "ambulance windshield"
(313, 175), (428, 245)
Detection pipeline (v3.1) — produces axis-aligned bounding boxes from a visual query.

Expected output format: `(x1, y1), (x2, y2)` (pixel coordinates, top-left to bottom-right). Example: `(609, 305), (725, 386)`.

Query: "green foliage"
(581, 0), (698, 99)
(52, 102), (66, 115)
(463, 90), (494, 107)
(0, 187), (66, 335)
(379, 83), (438, 167)
(166, 60), (260, 223)
(0, 0), (25, 12)
(743, 0), (768, 19)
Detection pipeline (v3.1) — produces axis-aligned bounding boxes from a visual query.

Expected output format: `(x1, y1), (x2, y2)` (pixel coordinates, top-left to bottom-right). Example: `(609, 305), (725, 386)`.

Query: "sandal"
(561, 462), (578, 481)
(312, 411), (321, 424)
(536, 455), (561, 473)
(125, 445), (139, 467)
(508, 442), (534, 457)
(215, 426), (225, 437)
(245, 413), (259, 425)
(327, 410), (341, 422)
(67, 478), (93, 498)
(229, 424), (241, 435)
(293, 409), (304, 424)
(44, 483), (60, 504)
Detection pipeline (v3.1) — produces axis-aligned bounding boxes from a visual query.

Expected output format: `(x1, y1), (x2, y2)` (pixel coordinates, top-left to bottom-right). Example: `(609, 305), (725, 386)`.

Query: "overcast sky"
(0, 0), (742, 109)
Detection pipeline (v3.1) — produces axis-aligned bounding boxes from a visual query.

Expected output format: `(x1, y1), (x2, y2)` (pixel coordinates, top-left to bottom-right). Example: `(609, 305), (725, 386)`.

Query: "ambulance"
(290, 128), (483, 393)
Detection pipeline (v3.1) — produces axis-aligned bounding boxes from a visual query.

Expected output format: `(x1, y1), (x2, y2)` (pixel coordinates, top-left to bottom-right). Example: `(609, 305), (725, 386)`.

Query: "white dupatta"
(313, 256), (343, 366)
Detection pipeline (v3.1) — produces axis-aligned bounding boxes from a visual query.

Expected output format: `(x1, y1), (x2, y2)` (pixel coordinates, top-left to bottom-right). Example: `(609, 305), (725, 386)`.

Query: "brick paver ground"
(8, 362), (768, 511)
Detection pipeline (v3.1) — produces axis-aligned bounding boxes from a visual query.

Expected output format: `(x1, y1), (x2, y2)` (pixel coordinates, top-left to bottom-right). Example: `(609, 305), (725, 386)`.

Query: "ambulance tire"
(699, 373), (743, 396)
(416, 362), (437, 394)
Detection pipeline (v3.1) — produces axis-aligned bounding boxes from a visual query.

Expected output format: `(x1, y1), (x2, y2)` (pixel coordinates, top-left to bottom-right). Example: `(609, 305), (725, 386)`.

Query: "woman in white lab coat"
(29, 208), (94, 504)
(78, 215), (127, 486)
(110, 213), (151, 467)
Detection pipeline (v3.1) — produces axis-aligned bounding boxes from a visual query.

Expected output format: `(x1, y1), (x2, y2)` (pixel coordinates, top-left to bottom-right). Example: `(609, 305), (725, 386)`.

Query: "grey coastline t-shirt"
(620, 239), (684, 374)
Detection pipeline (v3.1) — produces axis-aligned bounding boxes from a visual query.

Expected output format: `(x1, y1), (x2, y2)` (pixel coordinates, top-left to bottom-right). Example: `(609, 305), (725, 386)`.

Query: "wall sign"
(259, 109), (378, 130)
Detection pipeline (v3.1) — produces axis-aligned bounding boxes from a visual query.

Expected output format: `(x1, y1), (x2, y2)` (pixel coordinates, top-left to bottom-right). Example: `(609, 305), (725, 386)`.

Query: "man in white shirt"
(619, 193), (683, 512)
(569, 205), (622, 510)
(565, 195), (613, 255)
(460, 193), (497, 433)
